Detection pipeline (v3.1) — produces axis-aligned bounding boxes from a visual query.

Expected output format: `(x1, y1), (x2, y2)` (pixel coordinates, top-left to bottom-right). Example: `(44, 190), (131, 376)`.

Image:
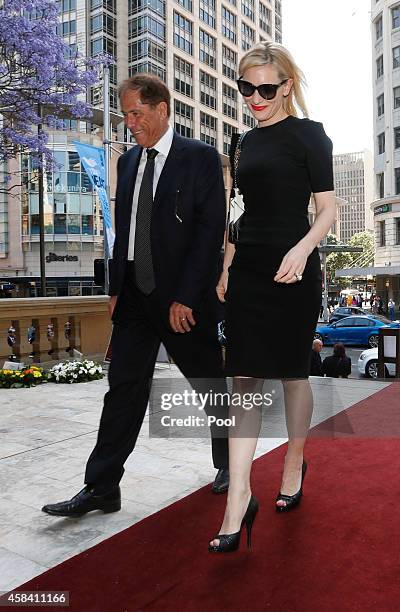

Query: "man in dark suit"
(42, 75), (229, 517)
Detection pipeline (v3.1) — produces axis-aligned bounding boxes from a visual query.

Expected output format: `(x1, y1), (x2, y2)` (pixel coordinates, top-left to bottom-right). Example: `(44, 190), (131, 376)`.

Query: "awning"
(335, 266), (400, 277)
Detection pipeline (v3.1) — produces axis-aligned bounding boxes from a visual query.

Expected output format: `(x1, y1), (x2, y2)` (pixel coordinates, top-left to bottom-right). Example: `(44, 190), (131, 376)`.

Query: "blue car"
(315, 315), (400, 348)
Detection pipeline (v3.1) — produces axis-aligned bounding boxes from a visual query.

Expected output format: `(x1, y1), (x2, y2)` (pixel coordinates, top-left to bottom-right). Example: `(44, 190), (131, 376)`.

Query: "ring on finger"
(294, 272), (303, 281)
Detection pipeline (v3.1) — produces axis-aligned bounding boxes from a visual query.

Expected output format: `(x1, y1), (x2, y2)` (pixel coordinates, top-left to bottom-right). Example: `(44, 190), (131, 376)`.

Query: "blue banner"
(73, 141), (115, 254)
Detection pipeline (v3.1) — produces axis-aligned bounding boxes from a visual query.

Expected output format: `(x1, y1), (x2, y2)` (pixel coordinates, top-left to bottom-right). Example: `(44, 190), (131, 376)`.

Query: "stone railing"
(0, 296), (111, 364)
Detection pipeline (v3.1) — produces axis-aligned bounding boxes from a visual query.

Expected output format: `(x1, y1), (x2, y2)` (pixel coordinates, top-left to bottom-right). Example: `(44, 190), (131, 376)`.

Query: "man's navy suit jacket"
(108, 131), (226, 320)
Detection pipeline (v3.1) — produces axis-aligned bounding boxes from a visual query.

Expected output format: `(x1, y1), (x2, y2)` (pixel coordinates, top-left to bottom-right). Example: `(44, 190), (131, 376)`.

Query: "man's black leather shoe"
(41, 485), (121, 518)
(212, 468), (229, 494)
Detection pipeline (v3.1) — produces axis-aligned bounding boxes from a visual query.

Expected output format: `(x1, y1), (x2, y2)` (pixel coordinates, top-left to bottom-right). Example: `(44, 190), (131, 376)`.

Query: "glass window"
(54, 172), (67, 192)
(378, 132), (385, 154)
(396, 218), (400, 245)
(336, 318), (355, 328)
(67, 172), (80, 193)
(30, 194), (39, 214)
(377, 94), (384, 117)
(395, 167), (400, 195)
(379, 220), (385, 246)
(68, 151), (80, 171)
(82, 215), (94, 235)
(31, 215), (40, 235)
(377, 55), (384, 77)
(176, 0), (192, 11)
(395, 127), (400, 149)
(54, 193), (67, 214)
(173, 11), (193, 55)
(393, 5), (400, 29)
(67, 214), (80, 234)
(54, 151), (66, 170)
(394, 86), (400, 109)
(174, 56), (193, 97)
(81, 196), (93, 214)
(68, 194), (80, 213)
(375, 15), (383, 40)
(54, 214), (67, 234)
(393, 46), (400, 69)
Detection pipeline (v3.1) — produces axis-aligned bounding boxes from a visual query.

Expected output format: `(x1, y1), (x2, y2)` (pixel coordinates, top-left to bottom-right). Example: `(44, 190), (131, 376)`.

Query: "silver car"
(357, 348), (396, 378)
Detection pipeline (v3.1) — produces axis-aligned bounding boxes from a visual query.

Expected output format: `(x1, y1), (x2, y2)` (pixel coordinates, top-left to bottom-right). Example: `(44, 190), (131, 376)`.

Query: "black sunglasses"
(236, 78), (288, 100)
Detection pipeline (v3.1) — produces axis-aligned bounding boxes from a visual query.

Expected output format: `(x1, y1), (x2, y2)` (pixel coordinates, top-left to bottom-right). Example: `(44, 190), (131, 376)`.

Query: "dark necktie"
(134, 148), (158, 295)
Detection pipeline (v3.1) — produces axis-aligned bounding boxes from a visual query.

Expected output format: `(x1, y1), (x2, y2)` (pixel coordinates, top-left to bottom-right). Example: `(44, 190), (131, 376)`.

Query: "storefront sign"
(46, 252), (79, 263)
(374, 203), (392, 215)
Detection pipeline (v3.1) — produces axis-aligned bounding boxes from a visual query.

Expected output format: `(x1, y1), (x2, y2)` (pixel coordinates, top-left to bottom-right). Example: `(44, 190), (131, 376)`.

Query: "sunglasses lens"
(258, 84), (278, 100)
(237, 80), (255, 97)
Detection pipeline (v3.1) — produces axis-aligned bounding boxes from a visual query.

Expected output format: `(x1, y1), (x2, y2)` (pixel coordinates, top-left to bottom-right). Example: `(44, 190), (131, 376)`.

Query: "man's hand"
(216, 270), (229, 303)
(169, 302), (196, 333)
(108, 295), (118, 318)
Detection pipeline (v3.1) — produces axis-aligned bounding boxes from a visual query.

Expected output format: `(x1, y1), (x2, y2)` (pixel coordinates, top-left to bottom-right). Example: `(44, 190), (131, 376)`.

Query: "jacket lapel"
(153, 132), (186, 210)
(121, 145), (142, 230)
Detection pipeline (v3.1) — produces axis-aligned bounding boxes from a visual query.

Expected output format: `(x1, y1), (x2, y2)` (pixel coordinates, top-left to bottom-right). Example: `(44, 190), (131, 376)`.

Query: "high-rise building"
(0, 0), (282, 297)
(370, 0), (400, 306)
(333, 150), (374, 244)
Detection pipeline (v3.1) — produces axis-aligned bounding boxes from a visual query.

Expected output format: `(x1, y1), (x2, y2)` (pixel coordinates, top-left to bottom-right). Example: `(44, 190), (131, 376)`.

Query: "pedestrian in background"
(388, 298), (395, 321)
(322, 343), (351, 378)
(310, 339), (323, 376)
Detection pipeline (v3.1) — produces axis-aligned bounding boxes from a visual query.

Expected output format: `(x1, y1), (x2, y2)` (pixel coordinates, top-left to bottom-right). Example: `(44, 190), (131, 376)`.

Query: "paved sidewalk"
(0, 366), (389, 593)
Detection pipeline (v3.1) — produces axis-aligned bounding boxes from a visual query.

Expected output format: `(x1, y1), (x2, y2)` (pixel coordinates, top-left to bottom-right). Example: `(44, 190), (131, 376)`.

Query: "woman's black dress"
(224, 115), (334, 379)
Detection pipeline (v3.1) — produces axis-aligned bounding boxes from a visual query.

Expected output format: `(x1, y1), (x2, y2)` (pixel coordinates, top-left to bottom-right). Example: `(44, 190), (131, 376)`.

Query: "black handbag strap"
(233, 131), (247, 191)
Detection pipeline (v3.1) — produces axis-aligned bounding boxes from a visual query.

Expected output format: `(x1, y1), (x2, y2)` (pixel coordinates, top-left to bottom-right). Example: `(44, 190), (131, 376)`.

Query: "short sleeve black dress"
(224, 115), (334, 379)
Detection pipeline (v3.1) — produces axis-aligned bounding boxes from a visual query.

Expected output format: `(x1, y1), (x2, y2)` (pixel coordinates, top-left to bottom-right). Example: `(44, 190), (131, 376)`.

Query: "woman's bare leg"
(276, 378), (313, 507)
(210, 376), (264, 547)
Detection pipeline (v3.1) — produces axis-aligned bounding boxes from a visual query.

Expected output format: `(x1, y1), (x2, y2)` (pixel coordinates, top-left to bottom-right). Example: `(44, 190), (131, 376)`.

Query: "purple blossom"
(0, 0), (113, 169)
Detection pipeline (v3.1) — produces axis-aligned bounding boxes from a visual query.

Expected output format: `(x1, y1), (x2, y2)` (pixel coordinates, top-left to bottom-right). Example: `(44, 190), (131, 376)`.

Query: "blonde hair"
(238, 42), (308, 118)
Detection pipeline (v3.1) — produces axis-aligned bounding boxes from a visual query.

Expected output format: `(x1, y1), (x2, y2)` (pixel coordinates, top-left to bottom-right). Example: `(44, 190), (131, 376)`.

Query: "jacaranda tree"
(0, 0), (108, 170)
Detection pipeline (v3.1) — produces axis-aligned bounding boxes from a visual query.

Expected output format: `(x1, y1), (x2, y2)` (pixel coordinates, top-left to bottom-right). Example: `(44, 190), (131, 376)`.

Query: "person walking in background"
(42, 74), (230, 519)
(388, 298), (396, 321)
(209, 41), (336, 553)
(310, 339), (324, 376)
(322, 343), (351, 378)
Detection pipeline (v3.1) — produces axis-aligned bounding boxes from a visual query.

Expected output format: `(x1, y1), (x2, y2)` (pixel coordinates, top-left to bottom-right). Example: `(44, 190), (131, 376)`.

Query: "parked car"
(314, 315), (400, 348)
(329, 306), (368, 323)
(357, 348), (395, 379)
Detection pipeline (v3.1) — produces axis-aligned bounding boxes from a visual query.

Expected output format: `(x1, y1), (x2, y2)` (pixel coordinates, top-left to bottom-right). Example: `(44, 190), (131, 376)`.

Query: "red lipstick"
(251, 104), (266, 111)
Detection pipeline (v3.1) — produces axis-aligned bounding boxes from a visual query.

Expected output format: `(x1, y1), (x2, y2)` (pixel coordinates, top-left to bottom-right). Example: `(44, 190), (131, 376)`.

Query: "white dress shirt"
(127, 125), (174, 261)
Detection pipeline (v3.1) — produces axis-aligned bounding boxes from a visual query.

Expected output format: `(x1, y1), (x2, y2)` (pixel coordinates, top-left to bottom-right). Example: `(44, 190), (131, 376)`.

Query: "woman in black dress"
(209, 42), (336, 553)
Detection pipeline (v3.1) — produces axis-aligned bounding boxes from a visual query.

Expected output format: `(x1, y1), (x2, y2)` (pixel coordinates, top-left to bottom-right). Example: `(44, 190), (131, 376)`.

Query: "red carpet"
(16, 383), (400, 611)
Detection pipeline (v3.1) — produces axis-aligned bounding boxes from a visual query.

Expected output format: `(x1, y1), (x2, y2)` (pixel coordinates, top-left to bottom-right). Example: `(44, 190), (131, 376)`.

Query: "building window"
(376, 55), (384, 78)
(226, 0), (236, 5)
(130, 62), (166, 80)
(128, 0), (165, 17)
(175, 0), (193, 11)
(129, 39), (166, 65)
(222, 44), (237, 81)
(379, 220), (386, 247)
(396, 168), (400, 195)
(396, 218), (400, 244)
(377, 94), (384, 117)
(377, 173), (384, 199)
(242, 0), (255, 21)
(199, 29), (216, 69)
(199, 0), (216, 29)
(56, 19), (76, 36)
(174, 56), (193, 98)
(241, 21), (255, 51)
(222, 6), (237, 44)
(378, 132), (385, 154)
(375, 15), (383, 40)
(173, 11), (193, 55)
(393, 5), (400, 29)
(223, 82), (237, 119)
(223, 122), (236, 155)
(393, 46), (400, 69)
(394, 86), (400, 109)
(57, 0), (77, 12)
(92, 0), (116, 12)
(199, 70), (217, 109)
(174, 99), (194, 138)
(130, 15), (166, 41)
(200, 112), (217, 147)
(243, 106), (256, 127)
(90, 14), (116, 36)
(259, 2), (271, 34)
(395, 127), (400, 149)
